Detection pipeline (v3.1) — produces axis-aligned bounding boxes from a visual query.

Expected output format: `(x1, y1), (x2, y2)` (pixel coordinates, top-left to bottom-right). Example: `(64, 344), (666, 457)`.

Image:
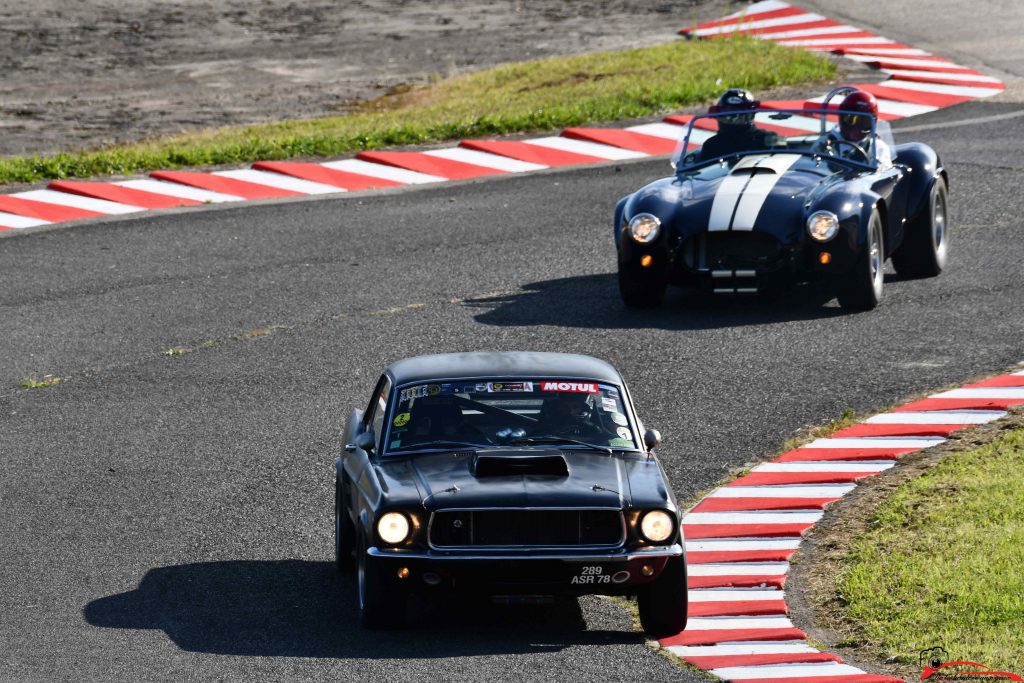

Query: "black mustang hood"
(399, 448), (636, 511)
(629, 153), (851, 242)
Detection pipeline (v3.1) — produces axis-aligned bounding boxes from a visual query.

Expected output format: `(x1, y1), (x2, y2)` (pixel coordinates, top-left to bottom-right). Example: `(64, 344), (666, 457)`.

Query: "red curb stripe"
(854, 82), (974, 108)
(895, 397), (1024, 412)
(734, 18), (842, 36)
(150, 171), (301, 199)
(731, 675), (903, 683)
(48, 180), (199, 209)
(820, 42), (917, 53)
(664, 114), (719, 131)
(356, 151), (506, 179)
(727, 471), (881, 486)
(774, 447), (914, 462)
(688, 549), (797, 563)
(680, 5), (809, 32)
(661, 627), (806, 647)
(964, 374), (1024, 388)
(0, 195), (104, 222)
(770, 30), (877, 42)
(684, 652), (843, 670)
(689, 575), (786, 589)
(460, 139), (605, 166)
(561, 128), (676, 155)
(252, 161), (404, 190)
(683, 523), (813, 539)
(688, 600), (788, 617)
(831, 422), (969, 438)
(691, 497), (838, 512)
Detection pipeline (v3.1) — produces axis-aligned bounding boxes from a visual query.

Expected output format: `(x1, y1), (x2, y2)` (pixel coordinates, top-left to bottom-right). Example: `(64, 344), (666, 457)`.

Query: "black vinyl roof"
(386, 352), (623, 386)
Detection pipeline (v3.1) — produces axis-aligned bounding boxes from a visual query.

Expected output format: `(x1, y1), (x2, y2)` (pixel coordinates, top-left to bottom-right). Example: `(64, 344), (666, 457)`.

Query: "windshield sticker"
(610, 412), (628, 426)
(600, 385), (619, 397)
(427, 384), (441, 396)
(486, 381), (533, 392)
(601, 397), (617, 412)
(399, 385), (430, 402)
(609, 438), (632, 448)
(393, 412), (411, 427)
(390, 439), (401, 449)
(616, 427), (632, 440)
(541, 381), (599, 393)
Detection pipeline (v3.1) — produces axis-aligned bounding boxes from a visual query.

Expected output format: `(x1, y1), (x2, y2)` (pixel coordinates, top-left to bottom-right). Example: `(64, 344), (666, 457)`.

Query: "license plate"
(570, 565), (612, 585)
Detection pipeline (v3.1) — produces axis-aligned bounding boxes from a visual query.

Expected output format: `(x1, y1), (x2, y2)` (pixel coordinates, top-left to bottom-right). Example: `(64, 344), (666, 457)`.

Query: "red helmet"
(838, 90), (878, 142)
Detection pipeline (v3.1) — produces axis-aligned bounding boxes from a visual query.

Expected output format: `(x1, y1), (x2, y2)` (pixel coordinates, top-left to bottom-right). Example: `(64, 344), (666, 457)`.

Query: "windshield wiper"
(390, 440), (488, 452)
(508, 435), (613, 454)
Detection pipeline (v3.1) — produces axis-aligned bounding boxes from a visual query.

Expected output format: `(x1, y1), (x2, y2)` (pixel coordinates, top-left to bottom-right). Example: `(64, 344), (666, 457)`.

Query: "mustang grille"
(430, 509), (624, 548)
(685, 232), (784, 271)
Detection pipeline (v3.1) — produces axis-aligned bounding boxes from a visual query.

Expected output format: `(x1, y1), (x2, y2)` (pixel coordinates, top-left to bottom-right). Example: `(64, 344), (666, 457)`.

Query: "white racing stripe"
(688, 563), (790, 577)
(687, 538), (803, 551)
(693, 13), (826, 37)
(215, 169), (343, 195)
(525, 136), (647, 160)
(322, 159), (445, 184)
(866, 410), (1006, 424)
(708, 171), (757, 231)
(684, 511), (823, 524)
(117, 179), (243, 203)
(877, 79), (1005, 98)
(668, 641), (818, 657)
(689, 589), (784, 602)
(754, 461), (893, 473)
(933, 387), (1024, 399)
(0, 212), (51, 229)
(686, 616), (796, 630)
(803, 436), (945, 449)
(709, 484), (856, 498)
(15, 189), (143, 214)
(424, 147), (547, 172)
(730, 154), (801, 230)
(711, 662), (866, 679)
(626, 122), (688, 140)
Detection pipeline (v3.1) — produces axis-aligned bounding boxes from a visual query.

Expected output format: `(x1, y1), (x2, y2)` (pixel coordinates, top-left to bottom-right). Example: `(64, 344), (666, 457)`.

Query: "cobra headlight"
(628, 213), (661, 244)
(806, 210), (840, 242)
(377, 512), (411, 545)
(639, 509), (674, 543)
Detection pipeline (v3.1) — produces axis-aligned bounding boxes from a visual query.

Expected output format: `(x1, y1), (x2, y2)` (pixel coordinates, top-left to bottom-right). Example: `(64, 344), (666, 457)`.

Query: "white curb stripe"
(865, 410), (1006, 424)
(321, 159), (446, 184)
(711, 662), (866, 679)
(708, 484), (856, 497)
(776, 35), (897, 46)
(933, 387), (1024, 399)
(524, 136), (648, 160)
(692, 13), (826, 37)
(689, 590), (785, 602)
(15, 189), (143, 215)
(215, 169), (343, 195)
(668, 641), (818, 657)
(879, 79), (1005, 98)
(687, 616), (796, 630)
(684, 511), (823, 524)
(688, 563), (790, 576)
(0, 212), (51, 229)
(686, 539), (803, 551)
(841, 54), (971, 70)
(753, 462), (894, 473)
(803, 436), (945, 448)
(117, 179), (244, 203)
(755, 24), (862, 40)
(882, 68), (1003, 84)
(754, 112), (822, 132)
(625, 122), (689, 140)
(718, 0), (792, 17)
(424, 147), (548, 172)
(828, 48), (933, 56)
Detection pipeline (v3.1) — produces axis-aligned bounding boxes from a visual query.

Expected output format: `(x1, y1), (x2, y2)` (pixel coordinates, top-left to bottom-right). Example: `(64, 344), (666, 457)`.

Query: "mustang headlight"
(806, 210), (840, 242)
(639, 509), (674, 543)
(628, 213), (661, 244)
(377, 512), (411, 545)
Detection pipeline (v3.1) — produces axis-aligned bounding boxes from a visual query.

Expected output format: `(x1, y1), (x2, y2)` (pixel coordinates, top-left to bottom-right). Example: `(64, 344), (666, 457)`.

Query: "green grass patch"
(0, 36), (834, 184)
(19, 373), (62, 389)
(839, 427), (1024, 671)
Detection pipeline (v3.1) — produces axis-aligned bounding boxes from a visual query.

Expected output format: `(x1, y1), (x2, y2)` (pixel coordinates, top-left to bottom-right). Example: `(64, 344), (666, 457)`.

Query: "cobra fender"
(895, 142), (947, 221)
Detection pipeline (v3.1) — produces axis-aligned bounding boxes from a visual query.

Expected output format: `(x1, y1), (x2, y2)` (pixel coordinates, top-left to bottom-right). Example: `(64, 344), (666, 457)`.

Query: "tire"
(892, 176), (948, 278)
(357, 533), (408, 629)
(637, 555), (688, 638)
(836, 210), (884, 311)
(334, 479), (356, 572)
(619, 267), (667, 309)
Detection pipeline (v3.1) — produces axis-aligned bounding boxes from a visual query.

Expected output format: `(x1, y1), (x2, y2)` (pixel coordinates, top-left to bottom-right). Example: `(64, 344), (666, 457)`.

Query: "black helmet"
(710, 88), (759, 126)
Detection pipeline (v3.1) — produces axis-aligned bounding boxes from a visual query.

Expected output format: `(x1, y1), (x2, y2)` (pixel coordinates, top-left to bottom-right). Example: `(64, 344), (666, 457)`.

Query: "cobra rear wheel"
(892, 177), (948, 278)
(836, 211), (884, 311)
(637, 555), (688, 638)
(619, 267), (667, 309)
(357, 533), (407, 629)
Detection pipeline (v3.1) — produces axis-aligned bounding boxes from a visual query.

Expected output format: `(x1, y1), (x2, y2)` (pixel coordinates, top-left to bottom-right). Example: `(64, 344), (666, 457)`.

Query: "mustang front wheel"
(334, 479), (356, 572)
(618, 268), (667, 309)
(836, 210), (884, 311)
(637, 555), (688, 638)
(357, 533), (408, 629)
(892, 176), (948, 278)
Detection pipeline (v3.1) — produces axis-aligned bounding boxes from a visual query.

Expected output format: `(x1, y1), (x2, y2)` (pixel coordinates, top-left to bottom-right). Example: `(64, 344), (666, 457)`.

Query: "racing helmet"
(709, 88), (760, 126)
(838, 90), (878, 142)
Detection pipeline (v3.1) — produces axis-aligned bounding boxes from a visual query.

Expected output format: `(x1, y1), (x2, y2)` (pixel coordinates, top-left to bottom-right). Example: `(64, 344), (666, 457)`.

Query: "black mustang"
(615, 87), (949, 310)
(335, 351), (686, 636)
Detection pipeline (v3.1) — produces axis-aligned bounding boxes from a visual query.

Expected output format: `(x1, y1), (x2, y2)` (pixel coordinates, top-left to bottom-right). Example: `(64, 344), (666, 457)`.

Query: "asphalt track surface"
(2, 13), (1024, 683)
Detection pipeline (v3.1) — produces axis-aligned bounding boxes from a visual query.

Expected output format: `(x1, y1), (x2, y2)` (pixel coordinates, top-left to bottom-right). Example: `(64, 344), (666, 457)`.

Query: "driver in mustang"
(815, 89), (892, 167)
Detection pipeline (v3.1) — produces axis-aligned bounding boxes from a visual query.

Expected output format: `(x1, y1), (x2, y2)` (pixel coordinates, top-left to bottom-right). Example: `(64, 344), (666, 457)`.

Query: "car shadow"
(83, 559), (641, 659)
(467, 273), (851, 330)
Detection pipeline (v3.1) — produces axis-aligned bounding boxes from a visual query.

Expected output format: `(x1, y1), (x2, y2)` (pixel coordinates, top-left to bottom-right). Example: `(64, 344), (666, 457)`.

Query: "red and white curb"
(664, 368), (1024, 682)
(0, 0), (1005, 233)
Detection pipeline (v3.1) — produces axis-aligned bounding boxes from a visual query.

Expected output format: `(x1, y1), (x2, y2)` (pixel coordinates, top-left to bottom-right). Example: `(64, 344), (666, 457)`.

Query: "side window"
(365, 375), (392, 448)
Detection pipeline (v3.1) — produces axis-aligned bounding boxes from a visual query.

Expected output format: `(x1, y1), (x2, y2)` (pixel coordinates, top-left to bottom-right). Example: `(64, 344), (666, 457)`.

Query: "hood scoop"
(729, 165), (779, 176)
(471, 449), (569, 478)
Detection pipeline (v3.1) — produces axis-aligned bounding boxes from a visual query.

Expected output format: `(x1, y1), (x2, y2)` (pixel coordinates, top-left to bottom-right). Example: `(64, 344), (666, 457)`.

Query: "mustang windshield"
(385, 379), (639, 453)
(671, 107), (894, 171)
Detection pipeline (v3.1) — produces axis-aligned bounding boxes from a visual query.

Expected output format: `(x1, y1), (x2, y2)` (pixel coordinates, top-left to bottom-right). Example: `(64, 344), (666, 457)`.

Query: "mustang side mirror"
(355, 431), (376, 454)
(643, 429), (662, 451)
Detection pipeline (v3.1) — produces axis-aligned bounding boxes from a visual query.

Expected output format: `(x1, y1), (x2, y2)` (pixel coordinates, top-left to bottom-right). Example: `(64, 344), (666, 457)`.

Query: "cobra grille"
(430, 509), (624, 548)
(684, 232), (784, 271)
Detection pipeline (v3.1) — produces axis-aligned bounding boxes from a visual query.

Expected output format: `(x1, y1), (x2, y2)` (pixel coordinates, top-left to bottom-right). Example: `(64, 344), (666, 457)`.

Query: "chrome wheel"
(869, 220), (883, 293)
(933, 187), (948, 259)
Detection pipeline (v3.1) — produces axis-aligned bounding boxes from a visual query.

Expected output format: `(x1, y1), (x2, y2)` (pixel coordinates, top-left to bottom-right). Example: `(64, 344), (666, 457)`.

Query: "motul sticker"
(541, 381), (599, 393)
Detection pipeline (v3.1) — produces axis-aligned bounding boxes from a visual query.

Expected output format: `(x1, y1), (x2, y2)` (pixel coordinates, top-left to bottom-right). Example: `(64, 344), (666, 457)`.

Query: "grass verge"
(0, 36), (834, 185)
(837, 426), (1024, 672)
